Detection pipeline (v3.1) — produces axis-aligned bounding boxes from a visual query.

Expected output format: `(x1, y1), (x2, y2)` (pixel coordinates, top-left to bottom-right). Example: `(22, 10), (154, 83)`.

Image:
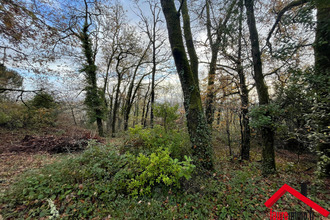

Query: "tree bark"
(314, 0), (330, 176)
(245, 0), (275, 174)
(204, 0), (236, 128)
(150, 14), (157, 128)
(111, 78), (121, 137)
(204, 0), (216, 127)
(238, 0), (250, 160)
(80, 17), (104, 137)
(181, 0), (199, 85)
(161, 0), (213, 170)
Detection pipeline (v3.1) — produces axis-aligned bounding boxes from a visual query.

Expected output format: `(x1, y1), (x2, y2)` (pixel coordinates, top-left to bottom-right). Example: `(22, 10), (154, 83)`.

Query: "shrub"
(127, 148), (195, 197)
(0, 102), (26, 128)
(0, 99), (57, 129)
(249, 103), (284, 130)
(124, 124), (191, 160)
(29, 91), (57, 109)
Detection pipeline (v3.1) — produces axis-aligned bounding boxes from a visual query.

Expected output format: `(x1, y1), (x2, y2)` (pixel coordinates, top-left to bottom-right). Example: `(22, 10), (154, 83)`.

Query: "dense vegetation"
(0, 0), (329, 219)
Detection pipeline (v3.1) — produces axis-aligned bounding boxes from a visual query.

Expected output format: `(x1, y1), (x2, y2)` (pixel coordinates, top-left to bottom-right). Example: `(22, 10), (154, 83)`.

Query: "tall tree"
(160, 0), (213, 170)
(313, 0), (330, 176)
(79, 0), (105, 137)
(236, 0), (251, 160)
(244, 0), (275, 174)
(204, 0), (237, 128)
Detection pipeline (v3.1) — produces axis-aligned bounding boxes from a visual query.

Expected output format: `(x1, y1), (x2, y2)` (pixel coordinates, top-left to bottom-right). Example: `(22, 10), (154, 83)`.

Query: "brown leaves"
(7, 129), (104, 154)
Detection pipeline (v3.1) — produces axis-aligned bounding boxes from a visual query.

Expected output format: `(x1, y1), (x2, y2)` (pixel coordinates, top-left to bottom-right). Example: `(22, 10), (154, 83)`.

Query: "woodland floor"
(0, 126), (329, 219)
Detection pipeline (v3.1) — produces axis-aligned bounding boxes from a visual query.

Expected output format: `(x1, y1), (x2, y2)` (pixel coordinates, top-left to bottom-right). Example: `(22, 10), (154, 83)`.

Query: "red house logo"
(264, 184), (329, 217)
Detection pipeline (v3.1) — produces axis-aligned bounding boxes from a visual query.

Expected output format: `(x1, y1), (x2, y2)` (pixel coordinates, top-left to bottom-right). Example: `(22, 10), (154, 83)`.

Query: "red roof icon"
(264, 184), (329, 217)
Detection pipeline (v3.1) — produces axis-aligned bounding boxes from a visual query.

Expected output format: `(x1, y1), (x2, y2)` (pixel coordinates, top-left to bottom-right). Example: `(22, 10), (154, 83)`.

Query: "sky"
(2, 0), (316, 104)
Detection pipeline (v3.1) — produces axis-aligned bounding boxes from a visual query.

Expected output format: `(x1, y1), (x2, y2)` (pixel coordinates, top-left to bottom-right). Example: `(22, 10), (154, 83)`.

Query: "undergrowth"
(1, 129), (329, 219)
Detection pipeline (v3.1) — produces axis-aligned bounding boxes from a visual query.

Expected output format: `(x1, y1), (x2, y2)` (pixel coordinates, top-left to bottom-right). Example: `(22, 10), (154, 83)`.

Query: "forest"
(0, 0), (329, 219)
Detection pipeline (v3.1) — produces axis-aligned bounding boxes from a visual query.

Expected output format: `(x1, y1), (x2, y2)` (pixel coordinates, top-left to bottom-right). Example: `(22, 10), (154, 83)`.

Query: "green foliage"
(128, 148), (195, 197)
(273, 69), (313, 152)
(0, 101), (57, 129)
(274, 67), (330, 176)
(316, 153), (330, 177)
(29, 91), (56, 109)
(1, 140), (329, 219)
(153, 102), (179, 131)
(79, 22), (105, 126)
(1, 141), (195, 219)
(0, 64), (23, 100)
(125, 124), (190, 160)
(0, 102), (26, 128)
(1, 142), (131, 219)
(249, 103), (284, 130)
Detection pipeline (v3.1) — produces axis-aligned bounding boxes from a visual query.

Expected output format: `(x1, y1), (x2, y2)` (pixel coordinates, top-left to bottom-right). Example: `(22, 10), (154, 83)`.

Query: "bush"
(0, 100), (57, 129)
(124, 124), (191, 160)
(249, 103), (284, 130)
(0, 102), (26, 128)
(29, 91), (57, 109)
(127, 148), (195, 197)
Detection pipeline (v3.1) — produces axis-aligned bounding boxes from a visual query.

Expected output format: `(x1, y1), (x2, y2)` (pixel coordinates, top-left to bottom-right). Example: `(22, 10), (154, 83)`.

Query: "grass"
(0, 136), (329, 219)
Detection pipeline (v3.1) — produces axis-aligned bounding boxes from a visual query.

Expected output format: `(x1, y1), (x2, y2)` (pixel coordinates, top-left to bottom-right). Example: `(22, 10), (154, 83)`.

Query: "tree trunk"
(314, 0), (330, 176)
(245, 0), (275, 174)
(204, 0), (219, 128)
(80, 19), (104, 137)
(107, 93), (113, 133)
(217, 108), (221, 125)
(144, 96), (151, 128)
(226, 109), (232, 156)
(141, 84), (150, 126)
(96, 117), (103, 137)
(161, 0), (213, 170)
(238, 0), (250, 160)
(181, 0), (199, 85)
(150, 26), (156, 128)
(111, 79), (121, 137)
(133, 99), (139, 127)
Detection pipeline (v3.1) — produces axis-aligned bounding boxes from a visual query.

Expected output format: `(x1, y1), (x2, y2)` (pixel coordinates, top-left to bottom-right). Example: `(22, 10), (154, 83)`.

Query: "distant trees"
(134, 0), (169, 128)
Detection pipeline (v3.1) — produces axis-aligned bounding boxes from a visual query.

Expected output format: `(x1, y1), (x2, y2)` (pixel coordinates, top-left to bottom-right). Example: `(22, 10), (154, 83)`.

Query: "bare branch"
(264, 0), (309, 53)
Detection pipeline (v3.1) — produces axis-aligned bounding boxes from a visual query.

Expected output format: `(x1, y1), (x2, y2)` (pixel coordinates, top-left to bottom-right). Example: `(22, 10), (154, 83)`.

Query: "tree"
(244, 0), (275, 174)
(110, 27), (141, 136)
(154, 102), (179, 132)
(79, 0), (105, 137)
(209, 0), (251, 160)
(134, 0), (168, 128)
(312, 0), (330, 176)
(30, 91), (56, 109)
(236, 0), (251, 160)
(123, 44), (151, 131)
(160, 0), (213, 170)
(203, 0), (237, 128)
(0, 64), (23, 100)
